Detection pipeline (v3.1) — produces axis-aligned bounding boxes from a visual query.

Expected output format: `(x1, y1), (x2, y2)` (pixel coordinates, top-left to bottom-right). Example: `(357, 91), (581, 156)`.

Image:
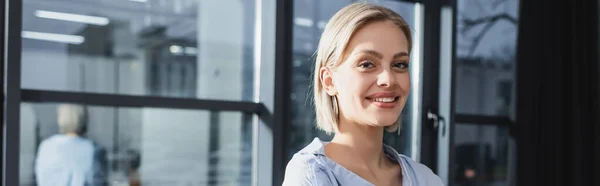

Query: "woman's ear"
(320, 67), (337, 96)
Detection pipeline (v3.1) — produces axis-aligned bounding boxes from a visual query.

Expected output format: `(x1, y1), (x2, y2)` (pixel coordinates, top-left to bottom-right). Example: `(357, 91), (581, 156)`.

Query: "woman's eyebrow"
(354, 50), (409, 59)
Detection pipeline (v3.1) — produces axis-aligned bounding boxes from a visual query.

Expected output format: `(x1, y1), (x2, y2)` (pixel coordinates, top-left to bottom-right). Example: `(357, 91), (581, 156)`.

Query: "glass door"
(424, 0), (520, 185)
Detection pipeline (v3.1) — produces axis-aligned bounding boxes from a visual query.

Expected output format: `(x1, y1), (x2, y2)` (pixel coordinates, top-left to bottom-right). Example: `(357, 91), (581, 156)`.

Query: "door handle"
(427, 109), (446, 137)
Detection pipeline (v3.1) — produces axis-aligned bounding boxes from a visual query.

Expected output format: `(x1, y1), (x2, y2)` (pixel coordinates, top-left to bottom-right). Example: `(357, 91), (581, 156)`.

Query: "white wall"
(21, 49), (69, 91)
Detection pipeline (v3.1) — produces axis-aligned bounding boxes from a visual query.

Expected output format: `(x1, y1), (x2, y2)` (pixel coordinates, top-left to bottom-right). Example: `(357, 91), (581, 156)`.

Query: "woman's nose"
(377, 70), (396, 88)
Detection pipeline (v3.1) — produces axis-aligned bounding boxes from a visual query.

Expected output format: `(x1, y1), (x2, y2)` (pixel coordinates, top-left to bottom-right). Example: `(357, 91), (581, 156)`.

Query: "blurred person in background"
(35, 104), (107, 186)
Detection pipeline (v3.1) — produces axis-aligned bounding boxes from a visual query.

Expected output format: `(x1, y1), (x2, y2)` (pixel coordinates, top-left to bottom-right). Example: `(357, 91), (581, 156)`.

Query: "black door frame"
(3, 0), (23, 184)
(419, 0), (445, 172)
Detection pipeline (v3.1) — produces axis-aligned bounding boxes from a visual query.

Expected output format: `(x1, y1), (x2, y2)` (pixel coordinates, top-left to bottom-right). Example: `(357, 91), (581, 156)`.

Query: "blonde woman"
(283, 3), (443, 186)
(35, 104), (107, 186)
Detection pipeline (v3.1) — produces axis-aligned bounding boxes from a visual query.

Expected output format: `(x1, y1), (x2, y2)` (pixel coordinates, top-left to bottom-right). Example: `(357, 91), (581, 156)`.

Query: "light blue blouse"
(282, 138), (443, 186)
(35, 134), (106, 186)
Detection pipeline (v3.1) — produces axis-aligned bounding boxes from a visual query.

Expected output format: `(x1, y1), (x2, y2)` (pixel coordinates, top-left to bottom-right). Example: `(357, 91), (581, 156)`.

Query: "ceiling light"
(184, 47), (197, 55)
(294, 17), (313, 27)
(35, 10), (109, 26)
(170, 45), (183, 54)
(22, 31), (85, 44)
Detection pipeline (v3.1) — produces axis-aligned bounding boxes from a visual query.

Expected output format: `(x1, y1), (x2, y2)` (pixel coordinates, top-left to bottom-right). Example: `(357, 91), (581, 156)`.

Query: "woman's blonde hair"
(57, 104), (88, 135)
(313, 2), (412, 134)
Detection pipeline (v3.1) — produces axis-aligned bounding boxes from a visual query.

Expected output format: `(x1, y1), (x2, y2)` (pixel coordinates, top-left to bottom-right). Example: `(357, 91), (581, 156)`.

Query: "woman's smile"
(365, 92), (400, 109)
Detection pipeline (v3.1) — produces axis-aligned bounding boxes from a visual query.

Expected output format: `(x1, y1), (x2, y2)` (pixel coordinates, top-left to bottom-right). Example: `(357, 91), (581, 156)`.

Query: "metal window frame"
(454, 114), (514, 127)
(448, 0), (459, 183)
(0, 0), (5, 183)
(2, 1), (277, 186)
(3, 0), (23, 185)
(20, 90), (270, 116)
(430, 2), (455, 184)
(4, 0), (442, 186)
(271, 0), (293, 185)
(419, 0), (444, 171)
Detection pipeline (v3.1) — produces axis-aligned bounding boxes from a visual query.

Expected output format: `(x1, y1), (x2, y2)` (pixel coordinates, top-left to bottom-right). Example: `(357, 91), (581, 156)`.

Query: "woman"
(35, 104), (107, 186)
(283, 3), (443, 186)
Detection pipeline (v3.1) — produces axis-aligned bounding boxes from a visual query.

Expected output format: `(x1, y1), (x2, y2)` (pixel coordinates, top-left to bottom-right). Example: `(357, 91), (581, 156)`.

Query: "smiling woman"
(317, 19), (411, 134)
(283, 3), (441, 186)
(288, 0), (422, 170)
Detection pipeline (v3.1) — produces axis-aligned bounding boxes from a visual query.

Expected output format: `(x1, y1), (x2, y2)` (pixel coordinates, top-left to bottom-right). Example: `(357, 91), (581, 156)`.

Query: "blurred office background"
(2, 0), (598, 186)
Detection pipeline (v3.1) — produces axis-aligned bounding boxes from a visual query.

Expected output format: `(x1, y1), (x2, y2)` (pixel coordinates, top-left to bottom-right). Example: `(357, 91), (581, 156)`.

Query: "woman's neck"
(328, 117), (387, 170)
(64, 132), (79, 137)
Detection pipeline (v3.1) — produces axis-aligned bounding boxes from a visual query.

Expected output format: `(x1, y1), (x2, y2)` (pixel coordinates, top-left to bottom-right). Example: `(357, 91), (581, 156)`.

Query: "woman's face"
(321, 20), (411, 128)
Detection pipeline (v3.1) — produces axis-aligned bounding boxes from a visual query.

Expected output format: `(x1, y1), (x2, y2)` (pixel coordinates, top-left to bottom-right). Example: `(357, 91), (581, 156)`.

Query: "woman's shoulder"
(381, 144), (443, 185)
(283, 138), (334, 186)
(282, 155), (322, 186)
(397, 154), (435, 174)
(397, 154), (444, 186)
(285, 149), (323, 170)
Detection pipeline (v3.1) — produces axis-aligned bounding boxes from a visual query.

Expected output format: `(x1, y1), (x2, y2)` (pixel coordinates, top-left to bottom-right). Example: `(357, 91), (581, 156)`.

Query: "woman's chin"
(366, 113), (401, 125)
(366, 118), (399, 128)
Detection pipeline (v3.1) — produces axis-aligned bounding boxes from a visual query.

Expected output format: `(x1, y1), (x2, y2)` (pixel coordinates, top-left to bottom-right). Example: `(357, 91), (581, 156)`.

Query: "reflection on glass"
(454, 0), (519, 116)
(20, 102), (253, 186)
(289, 0), (418, 160)
(21, 0), (256, 101)
(453, 124), (511, 186)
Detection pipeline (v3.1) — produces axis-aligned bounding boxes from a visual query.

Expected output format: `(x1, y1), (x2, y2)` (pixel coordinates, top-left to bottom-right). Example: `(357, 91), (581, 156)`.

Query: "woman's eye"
(358, 61), (375, 69)
(393, 62), (409, 69)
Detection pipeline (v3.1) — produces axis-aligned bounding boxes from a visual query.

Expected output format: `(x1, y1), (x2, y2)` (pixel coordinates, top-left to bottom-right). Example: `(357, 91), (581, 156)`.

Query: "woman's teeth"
(372, 97), (395, 103)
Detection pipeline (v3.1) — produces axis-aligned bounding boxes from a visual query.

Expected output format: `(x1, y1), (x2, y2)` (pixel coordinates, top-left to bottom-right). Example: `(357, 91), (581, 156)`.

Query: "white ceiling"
(23, 0), (199, 41)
